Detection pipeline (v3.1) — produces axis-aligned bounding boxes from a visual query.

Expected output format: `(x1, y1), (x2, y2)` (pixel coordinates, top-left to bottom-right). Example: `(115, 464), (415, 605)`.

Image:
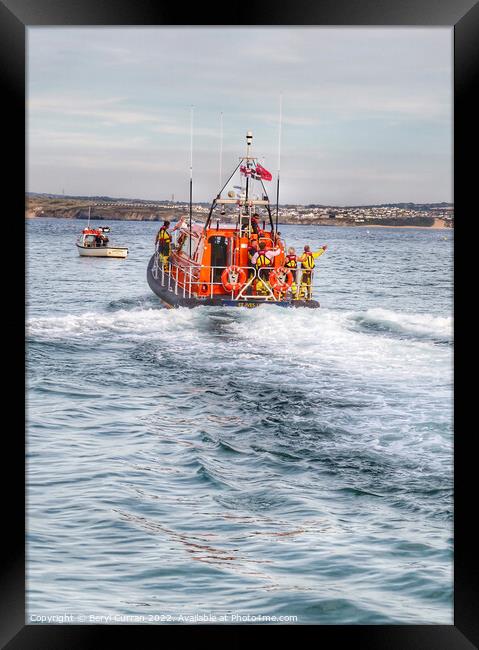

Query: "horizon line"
(26, 191), (454, 209)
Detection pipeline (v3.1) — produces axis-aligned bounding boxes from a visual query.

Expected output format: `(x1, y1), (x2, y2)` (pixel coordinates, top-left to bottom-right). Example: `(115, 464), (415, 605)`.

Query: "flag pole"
(275, 94), (282, 235)
(189, 106), (194, 257)
(219, 112), (223, 196)
(245, 131), (252, 212)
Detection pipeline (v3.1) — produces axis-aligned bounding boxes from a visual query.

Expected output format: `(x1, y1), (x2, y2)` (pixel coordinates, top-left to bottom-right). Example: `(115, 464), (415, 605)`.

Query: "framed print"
(1, 0), (476, 646)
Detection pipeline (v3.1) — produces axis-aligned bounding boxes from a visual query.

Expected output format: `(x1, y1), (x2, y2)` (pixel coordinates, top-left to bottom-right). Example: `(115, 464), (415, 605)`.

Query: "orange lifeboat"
(146, 131), (320, 309)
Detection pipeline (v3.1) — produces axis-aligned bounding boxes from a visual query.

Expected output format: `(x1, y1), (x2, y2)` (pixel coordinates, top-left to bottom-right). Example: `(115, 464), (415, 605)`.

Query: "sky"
(27, 27), (452, 205)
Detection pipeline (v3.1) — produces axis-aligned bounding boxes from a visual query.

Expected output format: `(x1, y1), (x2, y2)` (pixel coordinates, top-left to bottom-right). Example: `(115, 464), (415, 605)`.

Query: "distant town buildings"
(25, 193), (454, 226)
(197, 202), (454, 226)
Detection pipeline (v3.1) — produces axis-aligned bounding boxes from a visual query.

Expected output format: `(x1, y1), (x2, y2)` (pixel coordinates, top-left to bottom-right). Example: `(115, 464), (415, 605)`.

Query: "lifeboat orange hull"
(146, 256), (319, 309)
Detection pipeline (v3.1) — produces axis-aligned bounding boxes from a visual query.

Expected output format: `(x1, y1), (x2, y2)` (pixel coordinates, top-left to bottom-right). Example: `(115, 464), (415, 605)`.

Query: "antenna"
(245, 131), (253, 206)
(219, 112), (223, 195)
(189, 106), (194, 257)
(275, 94), (283, 234)
(87, 205), (91, 228)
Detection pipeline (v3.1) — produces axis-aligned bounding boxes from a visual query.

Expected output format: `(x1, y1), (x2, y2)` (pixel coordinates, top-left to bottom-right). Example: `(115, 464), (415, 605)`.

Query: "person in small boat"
(251, 241), (281, 294)
(298, 244), (328, 300)
(156, 221), (172, 270)
(94, 233), (103, 247)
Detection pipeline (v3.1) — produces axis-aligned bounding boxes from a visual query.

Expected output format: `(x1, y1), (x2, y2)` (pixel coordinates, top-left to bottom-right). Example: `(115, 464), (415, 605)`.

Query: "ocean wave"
(107, 295), (160, 311)
(351, 308), (453, 342)
(225, 307), (452, 384)
(26, 223), (453, 624)
(26, 304), (452, 391)
(26, 307), (198, 341)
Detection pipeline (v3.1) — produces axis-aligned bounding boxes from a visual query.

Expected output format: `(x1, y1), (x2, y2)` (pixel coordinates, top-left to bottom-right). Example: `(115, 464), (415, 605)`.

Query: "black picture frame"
(3, 0), (475, 646)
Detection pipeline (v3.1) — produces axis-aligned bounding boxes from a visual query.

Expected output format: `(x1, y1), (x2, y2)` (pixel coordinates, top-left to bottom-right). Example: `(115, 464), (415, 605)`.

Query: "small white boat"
(76, 238), (128, 258)
(76, 208), (128, 258)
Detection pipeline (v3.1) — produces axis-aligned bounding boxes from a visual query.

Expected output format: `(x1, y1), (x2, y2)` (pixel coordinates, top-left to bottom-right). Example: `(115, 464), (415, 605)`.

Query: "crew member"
(284, 247), (299, 297)
(241, 240), (259, 295)
(298, 244), (327, 300)
(273, 231), (283, 245)
(251, 241), (281, 295)
(247, 240), (259, 274)
(156, 220), (172, 270)
(241, 213), (262, 237)
(251, 213), (262, 236)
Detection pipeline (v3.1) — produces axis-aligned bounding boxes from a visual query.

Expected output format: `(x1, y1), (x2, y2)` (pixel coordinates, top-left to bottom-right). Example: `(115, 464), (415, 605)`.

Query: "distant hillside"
(27, 192), (453, 211)
(25, 194), (453, 228)
(26, 196), (194, 222)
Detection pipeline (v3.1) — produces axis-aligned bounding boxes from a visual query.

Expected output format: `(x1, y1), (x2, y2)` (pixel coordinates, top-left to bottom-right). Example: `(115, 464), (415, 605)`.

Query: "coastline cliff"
(25, 196), (453, 228)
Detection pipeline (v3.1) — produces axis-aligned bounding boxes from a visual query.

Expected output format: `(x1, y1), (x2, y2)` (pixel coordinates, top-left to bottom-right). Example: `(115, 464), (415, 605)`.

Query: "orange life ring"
(269, 267), (293, 292)
(221, 266), (247, 293)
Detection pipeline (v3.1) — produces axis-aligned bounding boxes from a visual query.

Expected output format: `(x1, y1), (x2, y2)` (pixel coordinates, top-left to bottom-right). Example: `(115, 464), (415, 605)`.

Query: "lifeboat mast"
(203, 131), (275, 235)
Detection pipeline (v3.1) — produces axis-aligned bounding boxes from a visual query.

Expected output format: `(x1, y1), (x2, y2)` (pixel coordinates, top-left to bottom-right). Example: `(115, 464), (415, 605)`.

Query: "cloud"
(27, 27), (452, 203)
(28, 128), (148, 150)
(28, 95), (160, 125)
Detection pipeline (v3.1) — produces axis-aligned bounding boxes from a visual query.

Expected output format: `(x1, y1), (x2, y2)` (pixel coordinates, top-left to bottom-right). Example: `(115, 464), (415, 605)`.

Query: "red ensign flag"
(256, 164), (272, 181)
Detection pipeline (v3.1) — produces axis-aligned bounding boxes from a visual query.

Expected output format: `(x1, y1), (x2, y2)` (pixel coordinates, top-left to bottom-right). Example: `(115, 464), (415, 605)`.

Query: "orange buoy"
(221, 266), (247, 293)
(269, 267), (293, 292)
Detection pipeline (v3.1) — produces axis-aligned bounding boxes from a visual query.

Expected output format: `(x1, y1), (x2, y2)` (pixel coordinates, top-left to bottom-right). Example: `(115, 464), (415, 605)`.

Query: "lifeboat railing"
(199, 265), (275, 301)
(152, 252), (315, 301)
(235, 267), (276, 301)
(152, 252), (198, 299)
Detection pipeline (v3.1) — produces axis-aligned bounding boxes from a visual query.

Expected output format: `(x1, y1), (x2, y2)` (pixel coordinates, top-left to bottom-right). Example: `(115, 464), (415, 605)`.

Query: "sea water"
(26, 219), (453, 624)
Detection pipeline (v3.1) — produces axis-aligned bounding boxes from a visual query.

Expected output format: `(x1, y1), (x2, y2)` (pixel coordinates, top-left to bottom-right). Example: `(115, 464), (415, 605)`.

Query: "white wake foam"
(27, 308), (199, 341)
(224, 306), (452, 385)
(27, 305), (452, 387)
(352, 308), (453, 341)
